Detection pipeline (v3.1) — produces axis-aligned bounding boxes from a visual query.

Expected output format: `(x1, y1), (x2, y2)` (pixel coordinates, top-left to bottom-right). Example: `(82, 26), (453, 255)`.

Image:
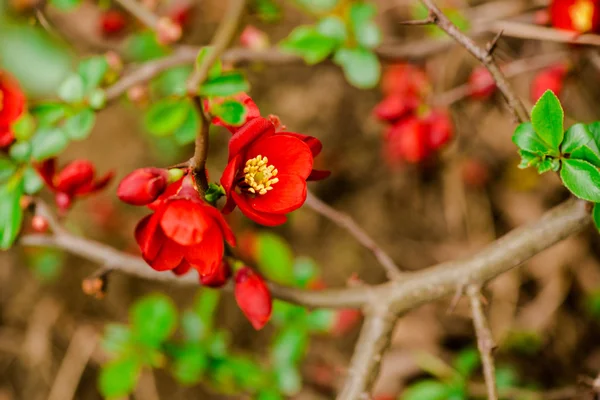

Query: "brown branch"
(418, 0), (529, 123)
(191, 96), (210, 192)
(304, 191), (404, 281)
(489, 20), (600, 46)
(114, 0), (160, 29)
(185, 0), (247, 95)
(467, 285), (498, 400)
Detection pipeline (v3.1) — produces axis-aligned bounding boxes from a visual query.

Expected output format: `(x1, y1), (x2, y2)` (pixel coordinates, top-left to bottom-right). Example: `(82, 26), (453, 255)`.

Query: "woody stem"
(191, 96), (210, 193)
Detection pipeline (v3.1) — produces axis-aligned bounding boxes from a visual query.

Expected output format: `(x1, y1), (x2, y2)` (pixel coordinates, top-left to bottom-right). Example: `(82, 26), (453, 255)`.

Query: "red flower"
(200, 260), (231, 287)
(423, 109), (454, 150)
(134, 175), (236, 279)
(373, 93), (420, 123)
(384, 116), (429, 164)
(117, 168), (169, 206)
(100, 10), (127, 37)
(239, 25), (270, 50)
(530, 64), (568, 102)
(207, 93), (261, 133)
(468, 67), (496, 99)
(381, 63), (430, 97)
(550, 0), (600, 33)
(331, 309), (362, 336)
(220, 117), (329, 226)
(37, 159), (113, 212)
(234, 267), (272, 330)
(0, 71), (26, 148)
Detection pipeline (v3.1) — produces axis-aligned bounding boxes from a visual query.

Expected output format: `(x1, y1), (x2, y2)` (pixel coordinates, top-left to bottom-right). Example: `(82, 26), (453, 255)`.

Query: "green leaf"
(171, 344), (208, 384)
(193, 289), (220, 329)
(9, 142), (32, 163)
(306, 309), (335, 332)
(531, 90), (564, 151)
(512, 122), (554, 156)
(256, 232), (295, 284)
(212, 100), (247, 126)
(152, 66), (193, 97)
(280, 26), (338, 64)
(275, 365), (302, 395)
(293, 257), (320, 288)
(173, 106), (200, 145)
(349, 3), (382, 49)
(316, 16), (347, 44)
(27, 248), (64, 282)
(30, 128), (69, 161)
(125, 32), (167, 62)
(402, 380), (449, 400)
(0, 176), (24, 250)
(518, 150), (541, 169)
(333, 47), (380, 89)
(560, 158), (600, 202)
(453, 347), (480, 377)
(536, 158), (560, 174)
(23, 166), (43, 194)
(257, 389), (284, 400)
(195, 47), (223, 80)
(181, 311), (206, 342)
(228, 356), (268, 390)
(131, 294), (178, 346)
(204, 183), (226, 203)
(0, 157), (17, 184)
(88, 89), (107, 110)
(58, 74), (85, 103)
(272, 327), (308, 366)
(64, 108), (95, 140)
(255, 0), (281, 22)
(199, 72), (250, 97)
(593, 203), (600, 233)
(49, 0), (81, 11)
(12, 113), (36, 141)
(294, 0), (338, 13)
(30, 103), (68, 127)
(78, 57), (109, 93)
(144, 98), (190, 136)
(99, 357), (141, 398)
(102, 324), (133, 356)
(495, 367), (518, 389)
(560, 123), (600, 167)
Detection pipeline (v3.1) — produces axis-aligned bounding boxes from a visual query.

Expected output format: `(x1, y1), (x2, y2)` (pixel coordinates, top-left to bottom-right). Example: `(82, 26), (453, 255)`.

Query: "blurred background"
(2, 0), (600, 398)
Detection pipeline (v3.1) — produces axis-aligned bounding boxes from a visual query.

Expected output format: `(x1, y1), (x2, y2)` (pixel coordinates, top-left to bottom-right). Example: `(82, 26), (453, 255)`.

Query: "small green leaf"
(204, 183), (226, 203)
(531, 90), (564, 151)
(518, 150), (541, 169)
(152, 66), (192, 97)
(349, 3), (382, 49)
(181, 311), (206, 342)
(193, 289), (220, 329)
(593, 203), (600, 233)
(560, 158), (600, 202)
(99, 357), (141, 398)
(0, 157), (16, 184)
(171, 344), (208, 384)
(212, 100), (247, 126)
(272, 327), (308, 366)
(125, 32), (168, 62)
(316, 16), (347, 44)
(561, 123), (600, 167)
(30, 128), (69, 161)
(173, 106), (200, 145)
(30, 103), (68, 127)
(256, 232), (295, 284)
(257, 389), (284, 400)
(198, 72), (250, 97)
(64, 108), (95, 140)
(495, 367), (518, 389)
(255, 0), (281, 22)
(512, 122), (555, 156)
(131, 294), (178, 346)
(58, 74), (85, 103)
(453, 347), (480, 377)
(23, 166), (43, 194)
(536, 158), (560, 174)
(333, 47), (380, 89)
(49, 0), (81, 11)
(306, 309), (335, 332)
(294, 0), (338, 12)
(88, 89), (107, 110)
(102, 324), (133, 356)
(402, 380), (449, 400)
(274, 364), (302, 395)
(12, 113), (36, 141)
(144, 99), (190, 136)
(293, 257), (320, 288)
(195, 47), (222, 80)
(9, 142), (32, 163)
(0, 176), (24, 250)
(280, 26), (338, 64)
(78, 57), (109, 93)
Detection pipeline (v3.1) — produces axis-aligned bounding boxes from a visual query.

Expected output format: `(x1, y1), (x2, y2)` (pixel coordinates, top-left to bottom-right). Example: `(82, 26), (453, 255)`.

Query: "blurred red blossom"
(234, 266), (272, 329)
(239, 25), (270, 50)
(530, 63), (568, 102)
(549, 0), (600, 33)
(468, 66), (496, 99)
(0, 71), (25, 148)
(99, 10), (127, 37)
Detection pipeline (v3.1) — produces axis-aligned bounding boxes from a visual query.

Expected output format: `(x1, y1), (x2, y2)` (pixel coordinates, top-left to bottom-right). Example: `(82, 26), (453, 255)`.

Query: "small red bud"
(117, 168), (169, 206)
(234, 267), (272, 330)
(468, 67), (496, 99)
(423, 109), (454, 150)
(54, 160), (95, 194)
(530, 64), (567, 102)
(105, 51), (123, 73)
(385, 117), (429, 165)
(100, 10), (127, 37)
(31, 215), (49, 233)
(156, 17), (182, 45)
(200, 261), (231, 288)
(239, 25), (270, 50)
(373, 93), (420, 123)
(55, 192), (72, 212)
(331, 309), (361, 336)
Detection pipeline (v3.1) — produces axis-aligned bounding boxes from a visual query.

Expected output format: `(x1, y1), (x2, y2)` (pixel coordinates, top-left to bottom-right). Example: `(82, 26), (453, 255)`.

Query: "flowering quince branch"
(467, 285), (498, 400)
(304, 191), (404, 281)
(190, 97), (211, 192)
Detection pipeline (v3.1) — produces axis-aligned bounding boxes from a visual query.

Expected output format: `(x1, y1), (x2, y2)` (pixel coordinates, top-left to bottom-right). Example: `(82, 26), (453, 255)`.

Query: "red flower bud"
(31, 215), (49, 233)
(234, 267), (272, 330)
(239, 25), (270, 50)
(100, 10), (127, 37)
(373, 93), (420, 123)
(530, 64), (568, 102)
(468, 67), (496, 99)
(200, 260), (231, 288)
(54, 160), (95, 194)
(381, 63), (430, 97)
(331, 309), (362, 336)
(423, 109), (454, 150)
(117, 168), (169, 205)
(384, 117), (429, 165)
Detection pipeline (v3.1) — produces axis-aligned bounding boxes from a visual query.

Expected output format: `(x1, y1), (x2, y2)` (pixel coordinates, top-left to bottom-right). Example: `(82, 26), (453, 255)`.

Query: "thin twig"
(114, 0), (159, 29)
(418, 0), (529, 123)
(489, 20), (600, 46)
(191, 96), (210, 192)
(185, 0), (247, 94)
(305, 191), (404, 281)
(467, 285), (498, 400)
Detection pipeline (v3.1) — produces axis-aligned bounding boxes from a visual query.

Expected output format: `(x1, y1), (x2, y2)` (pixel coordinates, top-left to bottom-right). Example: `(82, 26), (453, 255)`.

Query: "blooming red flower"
(550, 0), (600, 33)
(384, 116), (429, 164)
(373, 93), (420, 123)
(220, 117), (328, 226)
(530, 64), (568, 102)
(234, 267), (272, 330)
(134, 174), (236, 279)
(117, 168), (169, 206)
(468, 67), (496, 99)
(423, 109), (454, 150)
(0, 71), (25, 148)
(381, 63), (430, 97)
(37, 159), (113, 212)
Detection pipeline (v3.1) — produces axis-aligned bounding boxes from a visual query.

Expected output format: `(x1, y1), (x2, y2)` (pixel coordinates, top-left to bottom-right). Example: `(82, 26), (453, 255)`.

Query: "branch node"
(486, 29), (504, 57)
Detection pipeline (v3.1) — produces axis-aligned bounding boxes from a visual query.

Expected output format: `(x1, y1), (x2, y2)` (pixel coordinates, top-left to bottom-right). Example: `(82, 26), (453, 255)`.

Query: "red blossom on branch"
(0, 71), (26, 148)
(133, 174), (236, 280)
(234, 266), (272, 330)
(117, 167), (169, 205)
(36, 159), (114, 212)
(549, 0), (600, 33)
(468, 66), (496, 99)
(99, 10), (128, 37)
(220, 117), (329, 226)
(530, 63), (568, 102)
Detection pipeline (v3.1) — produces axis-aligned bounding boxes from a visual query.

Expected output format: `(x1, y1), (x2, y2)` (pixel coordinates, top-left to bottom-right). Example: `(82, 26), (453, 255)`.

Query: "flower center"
(570, 0), (594, 32)
(243, 155), (279, 195)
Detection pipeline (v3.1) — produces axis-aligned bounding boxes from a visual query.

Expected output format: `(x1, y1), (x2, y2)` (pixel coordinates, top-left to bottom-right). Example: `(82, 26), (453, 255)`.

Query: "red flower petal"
(203, 205), (237, 247)
(36, 159), (57, 189)
(220, 154), (242, 196)
(234, 267), (272, 330)
(150, 238), (185, 271)
(184, 225), (224, 276)
(249, 173), (307, 214)
(282, 132), (323, 156)
(54, 160), (95, 194)
(172, 260), (192, 276)
(307, 169), (331, 181)
(0, 126), (14, 148)
(135, 213), (166, 261)
(200, 260), (231, 288)
(246, 135), (313, 179)
(160, 199), (212, 245)
(228, 117), (275, 161)
(0, 72), (25, 127)
(232, 191), (287, 226)
(76, 170), (114, 195)
(148, 177), (184, 211)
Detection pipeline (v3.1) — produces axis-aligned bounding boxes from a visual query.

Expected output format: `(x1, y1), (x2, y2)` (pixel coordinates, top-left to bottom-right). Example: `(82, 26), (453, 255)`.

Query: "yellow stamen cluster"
(243, 155), (279, 195)
(570, 0), (594, 32)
